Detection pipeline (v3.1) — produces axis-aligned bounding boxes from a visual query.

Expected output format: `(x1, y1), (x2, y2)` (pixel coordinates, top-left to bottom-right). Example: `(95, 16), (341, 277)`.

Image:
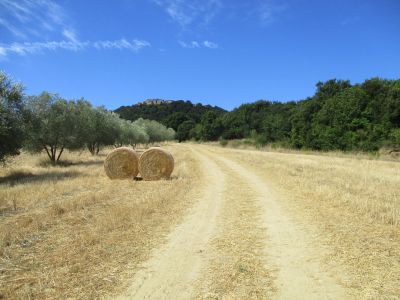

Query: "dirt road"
(118, 144), (354, 299)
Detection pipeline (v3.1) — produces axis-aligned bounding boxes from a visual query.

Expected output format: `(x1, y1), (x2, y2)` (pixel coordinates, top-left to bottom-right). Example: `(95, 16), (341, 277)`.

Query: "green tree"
(176, 120), (196, 142)
(0, 71), (25, 162)
(114, 119), (150, 148)
(220, 105), (250, 139)
(163, 112), (189, 131)
(24, 92), (83, 163)
(75, 102), (122, 154)
(133, 118), (175, 144)
(310, 87), (370, 150)
(189, 123), (202, 141)
(199, 111), (223, 141)
(389, 129), (400, 148)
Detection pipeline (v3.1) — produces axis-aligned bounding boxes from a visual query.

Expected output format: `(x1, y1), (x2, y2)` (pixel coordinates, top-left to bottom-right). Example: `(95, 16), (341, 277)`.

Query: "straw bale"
(139, 147), (174, 180)
(104, 147), (139, 179)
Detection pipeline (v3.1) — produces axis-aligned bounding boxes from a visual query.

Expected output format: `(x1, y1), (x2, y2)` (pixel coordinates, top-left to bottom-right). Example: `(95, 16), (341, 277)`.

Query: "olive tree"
(133, 118), (175, 144)
(114, 119), (150, 148)
(74, 101), (121, 155)
(0, 71), (25, 162)
(24, 92), (83, 163)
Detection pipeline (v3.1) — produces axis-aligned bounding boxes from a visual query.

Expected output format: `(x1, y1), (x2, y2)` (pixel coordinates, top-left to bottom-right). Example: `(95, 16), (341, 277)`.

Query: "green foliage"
(24, 92), (84, 162)
(199, 111), (223, 141)
(114, 119), (150, 148)
(114, 78), (399, 151)
(389, 129), (400, 148)
(23, 93), (173, 163)
(189, 123), (203, 141)
(115, 100), (226, 130)
(3, 72), (399, 161)
(219, 138), (228, 147)
(133, 118), (175, 143)
(76, 104), (122, 155)
(176, 120), (196, 142)
(0, 71), (25, 162)
(163, 112), (190, 131)
(220, 78), (399, 152)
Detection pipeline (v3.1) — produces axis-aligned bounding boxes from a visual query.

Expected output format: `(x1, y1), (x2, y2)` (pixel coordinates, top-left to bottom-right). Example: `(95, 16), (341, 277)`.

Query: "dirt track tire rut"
(118, 144), (352, 299)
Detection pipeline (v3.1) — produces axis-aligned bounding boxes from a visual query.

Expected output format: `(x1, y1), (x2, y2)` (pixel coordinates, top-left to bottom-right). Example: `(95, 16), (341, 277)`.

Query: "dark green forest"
(116, 78), (400, 151)
(115, 100), (226, 127)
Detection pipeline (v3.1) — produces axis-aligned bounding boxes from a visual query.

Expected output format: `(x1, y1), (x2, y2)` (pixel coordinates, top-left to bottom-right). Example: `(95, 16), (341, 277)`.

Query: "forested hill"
(115, 100), (226, 130)
(115, 78), (400, 152)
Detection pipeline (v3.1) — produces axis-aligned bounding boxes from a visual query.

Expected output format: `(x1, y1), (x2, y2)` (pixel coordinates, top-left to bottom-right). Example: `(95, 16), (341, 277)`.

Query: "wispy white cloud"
(203, 40), (218, 49)
(94, 39), (151, 51)
(62, 29), (78, 43)
(0, 38), (151, 57)
(0, 16), (26, 38)
(152, 0), (222, 27)
(178, 40), (218, 49)
(178, 40), (200, 48)
(0, 0), (69, 39)
(1, 40), (87, 56)
(0, 46), (6, 56)
(0, 1), (152, 58)
(257, 0), (287, 25)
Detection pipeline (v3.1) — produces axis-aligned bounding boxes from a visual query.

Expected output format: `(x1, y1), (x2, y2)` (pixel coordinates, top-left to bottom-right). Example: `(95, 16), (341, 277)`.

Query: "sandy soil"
(118, 144), (354, 299)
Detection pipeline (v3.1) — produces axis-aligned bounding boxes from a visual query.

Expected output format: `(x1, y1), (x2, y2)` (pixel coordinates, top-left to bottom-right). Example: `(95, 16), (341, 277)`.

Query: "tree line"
(116, 78), (400, 152)
(219, 78), (400, 151)
(2, 70), (399, 162)
(0, 72), (175, 163)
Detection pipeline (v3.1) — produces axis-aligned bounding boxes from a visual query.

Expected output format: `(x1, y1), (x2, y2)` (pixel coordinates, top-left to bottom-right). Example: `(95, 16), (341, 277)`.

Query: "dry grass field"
(1, 143), (399, 299)
(0, 145), (200, 299)
(207, 144), (400, 299)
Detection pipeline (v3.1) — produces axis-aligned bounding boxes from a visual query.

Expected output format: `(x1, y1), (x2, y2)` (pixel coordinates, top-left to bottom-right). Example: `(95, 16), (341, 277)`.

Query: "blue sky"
(0, 0), (399, 111)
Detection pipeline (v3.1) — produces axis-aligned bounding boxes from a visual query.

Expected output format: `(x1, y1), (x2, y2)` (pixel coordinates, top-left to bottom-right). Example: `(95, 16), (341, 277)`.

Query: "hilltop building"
(138, 99), (174, 105)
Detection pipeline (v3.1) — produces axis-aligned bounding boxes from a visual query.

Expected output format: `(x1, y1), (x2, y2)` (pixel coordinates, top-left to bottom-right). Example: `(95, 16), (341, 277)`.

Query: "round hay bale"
(139, 147), (174, 181)
(104, 147), (139, 180)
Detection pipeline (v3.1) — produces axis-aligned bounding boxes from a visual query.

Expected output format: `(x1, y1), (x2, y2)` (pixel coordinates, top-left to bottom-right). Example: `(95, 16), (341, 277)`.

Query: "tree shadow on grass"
(0, 170), (83, 186)
(38, 159), (103, 168)
(72, 160), (103, 167)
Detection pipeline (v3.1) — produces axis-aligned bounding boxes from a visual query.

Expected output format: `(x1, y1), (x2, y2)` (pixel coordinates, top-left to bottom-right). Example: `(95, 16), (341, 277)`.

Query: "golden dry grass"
(214, 140), (400, 163)
(2, 143), (399, 299)
(0, 145), (199, 299)
(211, 145), (400, 298)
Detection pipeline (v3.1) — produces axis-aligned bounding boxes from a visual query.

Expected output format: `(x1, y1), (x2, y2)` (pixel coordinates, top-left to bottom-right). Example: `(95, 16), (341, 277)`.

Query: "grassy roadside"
(0, 145), (199, 299)
(214, 139), (400, 163)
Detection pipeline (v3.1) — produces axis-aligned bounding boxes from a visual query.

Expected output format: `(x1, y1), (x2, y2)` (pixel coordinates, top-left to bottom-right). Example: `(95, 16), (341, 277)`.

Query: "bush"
(219, 138), (228, 147)
(0, 71), (25, 162)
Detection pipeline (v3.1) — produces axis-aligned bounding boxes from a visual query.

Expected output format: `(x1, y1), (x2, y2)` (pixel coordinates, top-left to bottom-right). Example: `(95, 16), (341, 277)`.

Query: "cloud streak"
(178, 40), (200, 48)
(94, 39), (151, 51)
(257, 0), (287, 25)
(203, 40), (218, 49)
(178, 40), (218, 49)
(0, 38), (151, 57)
(152, 0), (222, 27)
(0, 1), (153, 57)
(0, 0), (70, 39)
